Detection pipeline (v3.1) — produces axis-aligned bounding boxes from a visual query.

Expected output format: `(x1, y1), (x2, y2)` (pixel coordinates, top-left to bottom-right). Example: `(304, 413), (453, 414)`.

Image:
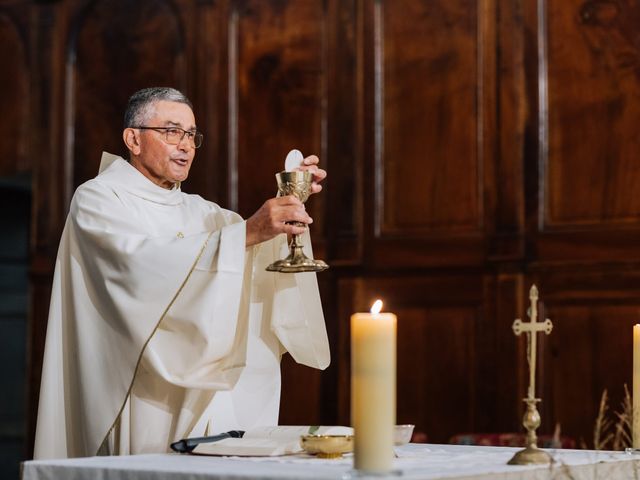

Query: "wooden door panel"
(362, 0), (528, 266)
(337, 275), (488, 444)
(397, 306), (477, 443)
(363, 0), (501, 269)
(379, 0), (482, 235)
(541, 304), (637, 446)
(544, 0), (640, 228)
(0, 10), (30, 176)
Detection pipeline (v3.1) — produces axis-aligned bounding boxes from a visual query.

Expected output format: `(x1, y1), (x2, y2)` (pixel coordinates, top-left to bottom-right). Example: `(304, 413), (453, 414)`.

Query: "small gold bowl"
(300, 434), (354, 459)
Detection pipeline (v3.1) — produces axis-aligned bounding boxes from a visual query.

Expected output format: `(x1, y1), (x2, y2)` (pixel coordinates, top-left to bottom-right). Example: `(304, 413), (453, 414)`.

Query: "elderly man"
(34, 87), (330, 459)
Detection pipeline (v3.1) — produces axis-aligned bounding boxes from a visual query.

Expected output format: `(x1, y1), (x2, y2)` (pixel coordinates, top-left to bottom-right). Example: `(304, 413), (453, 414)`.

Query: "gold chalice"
(266, 171), (329, 273)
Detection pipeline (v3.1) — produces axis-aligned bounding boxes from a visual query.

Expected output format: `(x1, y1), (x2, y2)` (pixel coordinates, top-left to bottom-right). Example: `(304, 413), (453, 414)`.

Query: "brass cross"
(512, 285), (553, 399)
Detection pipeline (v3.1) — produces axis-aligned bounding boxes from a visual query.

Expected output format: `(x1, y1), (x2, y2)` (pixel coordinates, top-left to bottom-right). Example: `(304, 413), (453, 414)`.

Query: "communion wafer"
(284, 149), (304, 172)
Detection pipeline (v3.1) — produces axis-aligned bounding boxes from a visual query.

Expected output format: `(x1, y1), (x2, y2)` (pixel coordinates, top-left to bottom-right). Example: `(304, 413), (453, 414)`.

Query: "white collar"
(97, 151), (184, 206)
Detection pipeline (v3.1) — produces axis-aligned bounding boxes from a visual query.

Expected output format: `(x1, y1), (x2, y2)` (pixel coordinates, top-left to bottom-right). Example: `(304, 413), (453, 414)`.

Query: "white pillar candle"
(351, 299), (396, 473)
(633, 324), (640, 449)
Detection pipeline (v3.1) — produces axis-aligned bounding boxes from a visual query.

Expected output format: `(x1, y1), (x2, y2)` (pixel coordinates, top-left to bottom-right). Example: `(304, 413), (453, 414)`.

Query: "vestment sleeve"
(253, 232), (331, 370)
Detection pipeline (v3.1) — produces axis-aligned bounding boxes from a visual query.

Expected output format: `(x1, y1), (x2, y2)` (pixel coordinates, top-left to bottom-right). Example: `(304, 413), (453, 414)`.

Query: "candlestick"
(633, 325), (640, 449)
(351, 300), (396, 473)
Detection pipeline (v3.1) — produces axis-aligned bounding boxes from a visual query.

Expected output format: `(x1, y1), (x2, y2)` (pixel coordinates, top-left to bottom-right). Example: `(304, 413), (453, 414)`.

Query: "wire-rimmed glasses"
(135, 126), (203, 148)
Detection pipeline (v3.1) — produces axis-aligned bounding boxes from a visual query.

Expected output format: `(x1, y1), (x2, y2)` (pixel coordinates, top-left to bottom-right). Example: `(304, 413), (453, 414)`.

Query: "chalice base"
(507, 446), (551, 465)
(266, 245), (329, 273)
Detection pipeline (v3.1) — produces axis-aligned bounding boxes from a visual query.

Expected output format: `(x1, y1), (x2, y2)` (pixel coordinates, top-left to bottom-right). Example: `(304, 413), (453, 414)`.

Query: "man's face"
(125, 100), (197, 189)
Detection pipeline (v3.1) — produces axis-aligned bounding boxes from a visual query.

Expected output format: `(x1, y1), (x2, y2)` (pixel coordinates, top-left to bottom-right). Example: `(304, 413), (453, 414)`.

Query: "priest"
(34, 87), (330, 459)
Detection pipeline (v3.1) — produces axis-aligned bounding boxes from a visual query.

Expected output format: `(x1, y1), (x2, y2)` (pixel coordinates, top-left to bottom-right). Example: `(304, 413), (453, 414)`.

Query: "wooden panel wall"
(336, 275), (489, 442)
(0, 5), (32, 475)
(381, 0), (481, 234)
(0, 5), (30, 177)
(13, 0), (640, 455)
(524, 0), (640, 444)
(531, 0), (640, 262)
(366, 0), (492, 268)
(71, 0), (189, 185)
(546, 0), (640, 227)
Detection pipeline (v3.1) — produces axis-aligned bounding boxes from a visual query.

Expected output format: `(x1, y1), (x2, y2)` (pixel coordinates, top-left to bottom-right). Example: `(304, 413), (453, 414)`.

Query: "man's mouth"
(172, 158), (189, 167)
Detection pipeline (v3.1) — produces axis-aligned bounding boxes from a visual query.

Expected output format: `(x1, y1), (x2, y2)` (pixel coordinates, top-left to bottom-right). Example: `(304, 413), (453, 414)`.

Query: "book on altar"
(192, 425), (353, 457)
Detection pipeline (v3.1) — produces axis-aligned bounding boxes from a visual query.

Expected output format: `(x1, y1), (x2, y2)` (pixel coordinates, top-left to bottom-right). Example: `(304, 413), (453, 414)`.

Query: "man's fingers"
(313, 168), (327, 182)
(298, 166), (326, 189)
(304, 167), (327, 182)
(275, 195), (304, 207)
(283, 223), (307, 235)
(298, 165), (326, 180)
(278, 210), (312, 225)
(267, 201), (311, 225)
(299, 156), (326, 179)
(302, 155), (319, 166)
(294, 156), (326, 196)
(247, 195), (315, 246)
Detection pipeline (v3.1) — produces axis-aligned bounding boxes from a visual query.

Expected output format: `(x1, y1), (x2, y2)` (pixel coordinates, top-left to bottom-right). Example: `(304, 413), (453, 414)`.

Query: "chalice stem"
(289, 231), (308, 264)
(290, 224), (306, 249)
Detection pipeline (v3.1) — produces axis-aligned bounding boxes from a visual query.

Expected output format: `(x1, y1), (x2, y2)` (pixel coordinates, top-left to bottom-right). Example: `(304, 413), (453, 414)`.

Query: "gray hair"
(123, 87), (193, 128)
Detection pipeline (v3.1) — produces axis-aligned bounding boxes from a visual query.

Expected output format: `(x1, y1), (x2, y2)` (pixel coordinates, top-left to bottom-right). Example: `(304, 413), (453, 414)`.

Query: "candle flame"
(370, 299), (383, 314)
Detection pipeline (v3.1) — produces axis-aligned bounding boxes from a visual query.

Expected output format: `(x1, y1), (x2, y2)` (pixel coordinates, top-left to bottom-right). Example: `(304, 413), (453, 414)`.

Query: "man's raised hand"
(245, 195), (313, 247)
(297, 155), (327, 194)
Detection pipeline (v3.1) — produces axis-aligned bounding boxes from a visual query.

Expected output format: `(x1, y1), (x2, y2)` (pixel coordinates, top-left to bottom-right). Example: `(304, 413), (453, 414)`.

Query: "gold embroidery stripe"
(97, 231), (215, 455)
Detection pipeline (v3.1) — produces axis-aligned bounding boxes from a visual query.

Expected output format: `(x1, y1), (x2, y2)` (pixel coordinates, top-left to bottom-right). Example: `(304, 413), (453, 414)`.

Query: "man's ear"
(123, 128), (142, 155)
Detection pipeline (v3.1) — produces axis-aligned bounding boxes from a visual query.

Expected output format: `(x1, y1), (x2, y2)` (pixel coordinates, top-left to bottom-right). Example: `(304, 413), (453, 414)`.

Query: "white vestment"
(34, 153), (330, 459)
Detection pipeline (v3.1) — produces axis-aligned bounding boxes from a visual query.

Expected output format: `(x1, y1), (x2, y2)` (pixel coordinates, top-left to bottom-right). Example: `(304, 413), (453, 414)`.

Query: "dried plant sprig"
(592, 385), (633, 451)
(594, 389), (614, 450)
(613, 410), (631, 451)
(579, 437), (588, 450)
(612, 384), (633, 451)
(551, 422), (562, 449)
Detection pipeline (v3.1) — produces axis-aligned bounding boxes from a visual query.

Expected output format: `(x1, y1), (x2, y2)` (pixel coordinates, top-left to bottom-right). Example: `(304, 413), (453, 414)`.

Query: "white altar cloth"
(21, 443), (640, 480)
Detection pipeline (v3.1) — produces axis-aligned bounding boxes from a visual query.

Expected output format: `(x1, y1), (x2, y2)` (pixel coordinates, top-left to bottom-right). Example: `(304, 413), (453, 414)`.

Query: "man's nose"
(177, 135), (192, 151)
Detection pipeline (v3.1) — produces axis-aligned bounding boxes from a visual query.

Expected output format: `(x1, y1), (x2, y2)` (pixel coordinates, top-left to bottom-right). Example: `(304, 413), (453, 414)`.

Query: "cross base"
(507, 445), (551, 465)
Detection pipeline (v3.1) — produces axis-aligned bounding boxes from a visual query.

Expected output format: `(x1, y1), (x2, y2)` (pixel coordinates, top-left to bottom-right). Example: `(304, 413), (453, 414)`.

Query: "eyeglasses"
(135, 126), (203, 148)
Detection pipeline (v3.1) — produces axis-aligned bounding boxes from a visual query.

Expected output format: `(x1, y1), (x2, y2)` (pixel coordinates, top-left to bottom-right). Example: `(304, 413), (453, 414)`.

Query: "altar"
(21, 443), (640, 480)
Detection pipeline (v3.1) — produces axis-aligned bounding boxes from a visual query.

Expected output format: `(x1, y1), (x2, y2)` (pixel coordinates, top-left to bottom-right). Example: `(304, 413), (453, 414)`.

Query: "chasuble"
(34, 153), (330, 459)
